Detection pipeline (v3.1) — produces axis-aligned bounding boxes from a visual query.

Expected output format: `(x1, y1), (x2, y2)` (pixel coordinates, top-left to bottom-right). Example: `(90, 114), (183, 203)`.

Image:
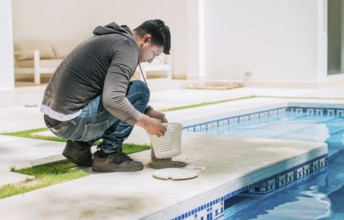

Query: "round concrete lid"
(153, 168), (199, 180)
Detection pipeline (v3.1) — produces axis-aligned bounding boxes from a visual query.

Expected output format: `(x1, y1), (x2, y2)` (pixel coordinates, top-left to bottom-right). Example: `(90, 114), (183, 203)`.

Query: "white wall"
(201, 0), (319, 84)
(0, 0), (15, 90)
(13, 0), (97, 43)
(92, 0), (188, 76)
(12, 0), (188, 76)
(187, 0), (201, 79)
(12, 0), (335, 86)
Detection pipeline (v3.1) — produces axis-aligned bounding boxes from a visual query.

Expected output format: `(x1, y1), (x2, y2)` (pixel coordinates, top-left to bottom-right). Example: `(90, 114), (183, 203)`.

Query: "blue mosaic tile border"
(171, 154), (327, 220)
(183, 107), (287, 133)
(286, 106), (344, 117)
(248, 155), (327, 194)
(183, 106), (344, 133)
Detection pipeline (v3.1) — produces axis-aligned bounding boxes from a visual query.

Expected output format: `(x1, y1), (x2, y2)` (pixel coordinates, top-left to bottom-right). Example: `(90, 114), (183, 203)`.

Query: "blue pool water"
(204, 113), (344, 219)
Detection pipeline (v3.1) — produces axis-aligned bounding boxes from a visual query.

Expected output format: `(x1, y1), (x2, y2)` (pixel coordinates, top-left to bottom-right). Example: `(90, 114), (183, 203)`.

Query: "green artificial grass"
(1, 128), (151, 154)
(0, 128), (150, 199)
(159, 95), (256, 112)
(0, 160), (87, 199)
(0, 142), (150, 199)
(2, 128), (65, 142)
(122, 143), (150, 154)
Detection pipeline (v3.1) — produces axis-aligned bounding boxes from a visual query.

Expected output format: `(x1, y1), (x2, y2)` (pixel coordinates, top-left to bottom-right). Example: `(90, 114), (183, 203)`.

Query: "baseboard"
(187, 78), (344, 89)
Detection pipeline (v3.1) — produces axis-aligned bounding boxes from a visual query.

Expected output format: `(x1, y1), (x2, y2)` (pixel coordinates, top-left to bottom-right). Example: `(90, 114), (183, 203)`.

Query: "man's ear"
(143, 34), (152, 44)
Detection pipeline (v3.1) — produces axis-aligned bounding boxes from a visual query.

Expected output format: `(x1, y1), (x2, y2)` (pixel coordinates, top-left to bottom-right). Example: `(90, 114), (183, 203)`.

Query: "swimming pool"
(184, 102), (344, 219)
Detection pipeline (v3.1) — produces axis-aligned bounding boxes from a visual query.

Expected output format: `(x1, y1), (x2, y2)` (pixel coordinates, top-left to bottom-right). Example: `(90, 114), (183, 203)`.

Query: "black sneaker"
(62, 140), (92, 167)
(92, 150), (143, 172)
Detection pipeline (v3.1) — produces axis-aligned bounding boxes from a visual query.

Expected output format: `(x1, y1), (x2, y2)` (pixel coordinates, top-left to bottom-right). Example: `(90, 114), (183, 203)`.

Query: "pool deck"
(0, 79), (343, 219)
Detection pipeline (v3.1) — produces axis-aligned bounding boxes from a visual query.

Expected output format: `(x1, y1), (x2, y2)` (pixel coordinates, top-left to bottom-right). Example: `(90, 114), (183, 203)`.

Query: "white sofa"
(14, 42), (74, 84)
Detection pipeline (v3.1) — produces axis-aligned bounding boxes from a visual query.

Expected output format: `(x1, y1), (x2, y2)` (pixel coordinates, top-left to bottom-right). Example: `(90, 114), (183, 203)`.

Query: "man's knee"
(128, 80), (150, 99)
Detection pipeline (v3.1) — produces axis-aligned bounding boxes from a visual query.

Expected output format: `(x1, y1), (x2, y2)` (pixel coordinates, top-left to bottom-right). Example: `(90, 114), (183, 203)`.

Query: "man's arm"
(102, 41), (167, 136)
(136, 114), (167, 137)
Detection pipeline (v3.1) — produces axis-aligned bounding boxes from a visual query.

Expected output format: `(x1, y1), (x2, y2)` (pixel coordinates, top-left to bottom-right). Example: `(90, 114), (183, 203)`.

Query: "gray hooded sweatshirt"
(40, 22), (141, 125)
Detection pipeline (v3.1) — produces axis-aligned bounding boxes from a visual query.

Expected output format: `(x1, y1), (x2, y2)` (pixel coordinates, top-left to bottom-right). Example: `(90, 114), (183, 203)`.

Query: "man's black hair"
(134, 19), (171, 55)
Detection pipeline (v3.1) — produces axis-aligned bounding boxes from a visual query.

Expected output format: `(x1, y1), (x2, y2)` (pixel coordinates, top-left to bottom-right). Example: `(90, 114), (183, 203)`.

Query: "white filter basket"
(148, 123), (183, 159)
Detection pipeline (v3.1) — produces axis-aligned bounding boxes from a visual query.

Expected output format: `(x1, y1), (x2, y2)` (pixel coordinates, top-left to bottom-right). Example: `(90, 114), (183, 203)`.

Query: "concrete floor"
(0, 79), (343, 219)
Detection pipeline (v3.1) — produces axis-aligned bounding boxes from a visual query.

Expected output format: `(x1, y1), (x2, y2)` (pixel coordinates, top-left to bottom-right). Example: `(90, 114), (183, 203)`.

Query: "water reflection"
(223, 115), (344, 219)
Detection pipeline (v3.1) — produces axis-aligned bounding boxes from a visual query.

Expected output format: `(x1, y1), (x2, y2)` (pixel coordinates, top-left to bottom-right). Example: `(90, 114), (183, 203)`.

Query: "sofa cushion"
(14, 42), (56, 61)
(40, 59), (63, 68)
(15, 59), (63, 68)
(15, 60), (34, 68)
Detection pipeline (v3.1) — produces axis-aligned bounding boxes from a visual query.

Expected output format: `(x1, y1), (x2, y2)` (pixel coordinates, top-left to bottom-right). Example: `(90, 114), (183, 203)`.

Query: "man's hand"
(136, 114), (167, 137)
(145, 109), (168, 123)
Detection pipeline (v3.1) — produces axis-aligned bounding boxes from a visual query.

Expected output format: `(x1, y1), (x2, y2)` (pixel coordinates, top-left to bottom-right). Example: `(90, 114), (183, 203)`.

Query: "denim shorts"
(45, 80), (150, 146)
(47, 96), (114, 142)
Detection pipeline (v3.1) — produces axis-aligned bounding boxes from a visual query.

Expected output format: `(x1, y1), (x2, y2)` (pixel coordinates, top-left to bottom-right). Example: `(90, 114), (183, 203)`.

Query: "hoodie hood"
(93, 22), (133, 37)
